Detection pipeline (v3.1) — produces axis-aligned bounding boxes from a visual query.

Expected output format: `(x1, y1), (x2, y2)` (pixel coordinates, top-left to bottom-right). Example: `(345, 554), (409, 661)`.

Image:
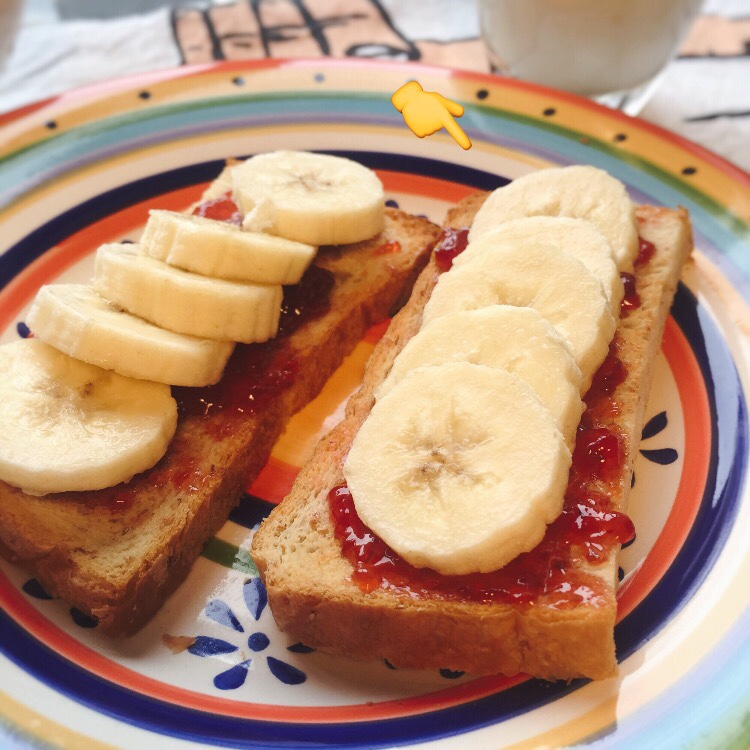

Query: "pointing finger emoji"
(391, 81), (472, 150)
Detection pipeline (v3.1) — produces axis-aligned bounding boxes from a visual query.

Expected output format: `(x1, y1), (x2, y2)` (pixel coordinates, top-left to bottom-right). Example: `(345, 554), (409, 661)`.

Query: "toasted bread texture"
(0, 208), (439, 636)
(251, 194), (693, 681)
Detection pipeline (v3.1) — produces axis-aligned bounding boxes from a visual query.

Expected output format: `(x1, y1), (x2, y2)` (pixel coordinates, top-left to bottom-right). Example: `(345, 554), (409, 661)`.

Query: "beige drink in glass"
(479, 0), (703, 111)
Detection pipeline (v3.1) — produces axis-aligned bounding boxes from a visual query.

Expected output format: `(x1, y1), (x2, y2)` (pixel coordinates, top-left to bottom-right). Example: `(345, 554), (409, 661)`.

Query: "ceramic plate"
(0, 60), (748, 750)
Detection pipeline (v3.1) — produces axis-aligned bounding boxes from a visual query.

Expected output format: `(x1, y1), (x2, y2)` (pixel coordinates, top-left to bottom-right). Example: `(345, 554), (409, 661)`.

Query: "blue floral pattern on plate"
(186, 576), (306, 688)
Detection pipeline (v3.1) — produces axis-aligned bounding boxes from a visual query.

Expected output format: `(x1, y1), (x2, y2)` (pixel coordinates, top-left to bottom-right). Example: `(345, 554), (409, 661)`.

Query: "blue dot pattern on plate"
(287, 642), (315, 654)
(22, 578), (52, 600)
(439, 669), (465, 680)
(248, 632), (270, 651)
(70, 608), (97, 628)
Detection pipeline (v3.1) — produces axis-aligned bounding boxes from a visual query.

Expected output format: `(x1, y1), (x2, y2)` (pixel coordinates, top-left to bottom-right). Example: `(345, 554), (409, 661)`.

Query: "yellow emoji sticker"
(391, 81), (472, 150)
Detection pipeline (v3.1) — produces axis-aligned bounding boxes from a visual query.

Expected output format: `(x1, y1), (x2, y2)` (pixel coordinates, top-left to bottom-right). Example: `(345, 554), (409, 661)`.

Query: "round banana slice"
(344, 362), (570, 575)
(27, 284), (234, 386)
(140, 210), (316, 285)
(469, 166), (638, 270)
(94, 244), (282, 343)
(378, 306), (583, 447)
(0, 339), (177, 496)
(231, 150), (385, 246)
(422, 242), (615, 389)
(455, 216), (624, 310)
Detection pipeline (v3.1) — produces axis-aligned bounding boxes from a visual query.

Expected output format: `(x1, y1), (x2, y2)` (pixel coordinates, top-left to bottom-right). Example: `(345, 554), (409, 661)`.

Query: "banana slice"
(344, 363), (571, 575)
(378, 306), (583, 447)
(455, 216), (624, 310)
(94, 244), (282, 343)
(231, 150), (385, 246)
(140, 210), (316, 285)
(469, 166), (638, 270)
(422, 242), (615, 389)
(0, 339), (177, 496)
(27, 284), (234, 386)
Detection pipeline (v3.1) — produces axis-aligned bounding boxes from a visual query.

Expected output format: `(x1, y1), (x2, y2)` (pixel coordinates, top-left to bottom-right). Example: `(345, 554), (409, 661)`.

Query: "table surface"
(1, 0), (749, 173)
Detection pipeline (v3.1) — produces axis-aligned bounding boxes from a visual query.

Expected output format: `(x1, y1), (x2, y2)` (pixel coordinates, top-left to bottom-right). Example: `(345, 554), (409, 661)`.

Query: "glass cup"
(0, 0), (22, 75)
(478, 0), (704, 114)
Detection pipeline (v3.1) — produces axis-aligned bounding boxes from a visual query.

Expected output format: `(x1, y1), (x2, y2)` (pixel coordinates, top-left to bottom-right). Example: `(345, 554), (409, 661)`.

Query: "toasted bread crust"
(252, 195), (693, 680)
(0, 209), (439, 636)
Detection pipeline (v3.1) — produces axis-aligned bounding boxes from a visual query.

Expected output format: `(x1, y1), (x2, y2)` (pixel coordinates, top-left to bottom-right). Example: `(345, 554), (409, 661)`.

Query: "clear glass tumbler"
(479, 0), (704, 113)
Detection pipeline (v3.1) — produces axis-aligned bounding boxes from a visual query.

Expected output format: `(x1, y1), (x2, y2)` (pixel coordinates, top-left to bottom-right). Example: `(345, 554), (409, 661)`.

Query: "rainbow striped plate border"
(0, 59), (749, 749)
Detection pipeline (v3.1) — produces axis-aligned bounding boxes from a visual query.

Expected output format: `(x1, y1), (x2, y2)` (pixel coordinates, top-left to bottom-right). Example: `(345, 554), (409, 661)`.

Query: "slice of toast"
(251, 194), (693, 681)
(0, 208), (439, 636)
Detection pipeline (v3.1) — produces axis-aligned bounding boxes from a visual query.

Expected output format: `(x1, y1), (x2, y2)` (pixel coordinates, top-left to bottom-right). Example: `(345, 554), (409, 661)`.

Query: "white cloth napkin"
(0, 6), (179, 112)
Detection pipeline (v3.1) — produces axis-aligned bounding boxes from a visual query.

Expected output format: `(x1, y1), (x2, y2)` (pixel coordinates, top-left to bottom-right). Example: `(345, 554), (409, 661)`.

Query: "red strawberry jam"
(192, 191), (243, 225)
(373, 240), (401, 256)
(174, 264), (334, 425)
(636, 237), (656, 266)
(620, 272), (640, 315)
(571, 427), (624, 483)
(620, 235), (655, 314)
(434, 227), (469, 271)
(587, 342), (626, 399)
(89, 455), (209, 512)
(329, 478), (634, 607)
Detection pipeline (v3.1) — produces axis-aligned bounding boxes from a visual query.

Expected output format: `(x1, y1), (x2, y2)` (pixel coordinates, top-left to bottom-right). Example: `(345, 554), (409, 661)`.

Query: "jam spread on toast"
(620, 273), (639, 314)
(173, 265), (334, 422)
(330, 399), (634, 609)
(373, 240), (402, 256)
(620, 238), (656, 315)
(328, 233), (655, 607)
(329, 345), (635, 608)
(636, 237), (656, 265)
(433, 227), (469, 271)
(87, 456), (207, 512)
(192, 192), (243, 225)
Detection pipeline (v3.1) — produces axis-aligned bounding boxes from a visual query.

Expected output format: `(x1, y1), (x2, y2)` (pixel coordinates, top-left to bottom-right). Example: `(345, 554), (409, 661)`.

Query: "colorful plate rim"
(0, 59), (748, 750)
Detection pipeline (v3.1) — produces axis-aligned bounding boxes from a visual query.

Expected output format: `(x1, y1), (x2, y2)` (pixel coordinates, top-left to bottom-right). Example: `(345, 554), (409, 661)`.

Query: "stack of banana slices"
(0, 151), (385, 496)
(344, 165), (638, 576)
